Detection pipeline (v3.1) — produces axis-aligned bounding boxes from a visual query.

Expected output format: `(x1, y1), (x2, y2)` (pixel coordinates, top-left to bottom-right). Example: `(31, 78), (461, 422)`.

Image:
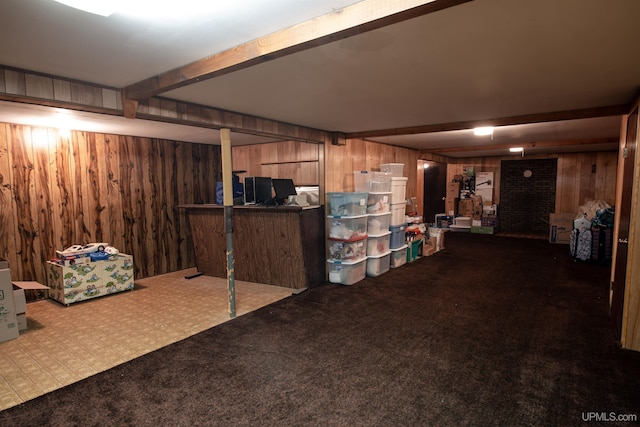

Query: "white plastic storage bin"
(327, 237), (367, 262)
(327, 192), (368, 216)
(366, 251), (391, 277)
(380, 163), (404, 177)
(367, 192), (391, 214)
(454, 216), (471, 227)
(391, 177), (408, 204)
(390, 203), (406, 226)
(327, 259), (366, 285)
(327, 215), (368, 240)
(369, 172), (392, 192)
(390, 224), (406, 249)
(353, 171), (392, 193)
(367, 212), (391, 235)
(353, 171), (370, 193)
(390, 245), (408, 268)
(367, 231), (391, 256)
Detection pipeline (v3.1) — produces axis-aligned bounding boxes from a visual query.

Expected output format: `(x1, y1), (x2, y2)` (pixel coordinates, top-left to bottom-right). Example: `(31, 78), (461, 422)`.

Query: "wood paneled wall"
(446, 152), (618, 212)
(232, 140), (320, 186)
(324, 138), (421, 204)
(0, 122), (220, 284)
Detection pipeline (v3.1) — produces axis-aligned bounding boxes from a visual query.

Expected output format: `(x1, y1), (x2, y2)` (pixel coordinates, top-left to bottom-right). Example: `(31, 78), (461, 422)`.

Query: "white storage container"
(366, 231), (391, 256)
(327, 192), (368, 216)
(366, 251), (391, 277)
(327, 237), (367, 262)
(327, 215), (368, 240)
(390, 203), (406, 226)
(353, 171), (392, 193)
(367, 192), (391, 214)
(353, 171), (370, 192)
(391, 177), (408, 204)
(327, 259), (366, 285)
(367, 212), (391, 235)
(380, 163), (404, 177)
(369, 172), (392, 192)
(390, 245), (408, 268)
(454, 216), (471, 227)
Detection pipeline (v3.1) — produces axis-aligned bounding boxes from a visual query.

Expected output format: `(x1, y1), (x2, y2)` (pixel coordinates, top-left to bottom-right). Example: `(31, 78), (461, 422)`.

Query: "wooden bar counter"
(180, 204), (325, 289)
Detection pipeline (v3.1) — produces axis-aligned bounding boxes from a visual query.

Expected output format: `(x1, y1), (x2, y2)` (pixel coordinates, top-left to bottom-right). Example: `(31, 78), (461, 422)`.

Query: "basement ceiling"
(1, 0), (639, 157)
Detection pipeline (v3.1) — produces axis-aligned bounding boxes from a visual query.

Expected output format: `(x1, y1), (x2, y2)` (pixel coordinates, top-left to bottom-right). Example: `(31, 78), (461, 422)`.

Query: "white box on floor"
(0, 267), (19, 342)
(13, 288), (27, 331)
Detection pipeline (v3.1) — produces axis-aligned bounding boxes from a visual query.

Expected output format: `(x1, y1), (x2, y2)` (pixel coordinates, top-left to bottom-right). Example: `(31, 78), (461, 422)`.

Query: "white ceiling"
(1, 0), (639, 157)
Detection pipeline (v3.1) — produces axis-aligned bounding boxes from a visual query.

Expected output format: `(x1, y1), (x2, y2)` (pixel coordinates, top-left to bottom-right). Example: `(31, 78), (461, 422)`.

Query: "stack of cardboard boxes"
(446, 170), (499, 235)
(471, 171), (497, 234)
(0, 259), (49, 342)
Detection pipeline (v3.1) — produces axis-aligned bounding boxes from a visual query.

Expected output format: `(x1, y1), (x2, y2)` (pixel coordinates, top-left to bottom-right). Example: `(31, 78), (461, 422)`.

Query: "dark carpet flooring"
(2, 232), (639, 426)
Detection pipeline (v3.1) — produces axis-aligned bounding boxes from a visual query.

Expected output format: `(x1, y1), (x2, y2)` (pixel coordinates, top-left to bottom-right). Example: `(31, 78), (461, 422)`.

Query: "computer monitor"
(244, 177), (273, 204)
(272, 178), (297, 205)
(253, 177), (273, 204)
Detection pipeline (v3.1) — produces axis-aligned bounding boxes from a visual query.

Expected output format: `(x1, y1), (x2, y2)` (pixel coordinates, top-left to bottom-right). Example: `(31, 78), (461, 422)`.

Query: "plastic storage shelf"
(353, 171), (392, 193)
(327, 192), (368, 216)
(390, 177), (408, 204)
(390, 203), (406, 226)
(327, 237), (367, 262)
(380, 163), (404, 177)
(367, 192), (391, 214)
(327, 259), (366, 285)
(367, 212), (391, 235)
(327, 215), (368, 240)
(366, 231), (391, 256)
(366, 251), (391, 277)
(390, 245), (408, 268)
(390, 224), (406, 249)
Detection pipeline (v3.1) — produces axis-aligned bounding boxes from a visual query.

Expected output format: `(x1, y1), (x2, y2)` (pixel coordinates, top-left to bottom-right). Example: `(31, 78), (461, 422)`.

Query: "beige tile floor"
(0, 268), (293, 412)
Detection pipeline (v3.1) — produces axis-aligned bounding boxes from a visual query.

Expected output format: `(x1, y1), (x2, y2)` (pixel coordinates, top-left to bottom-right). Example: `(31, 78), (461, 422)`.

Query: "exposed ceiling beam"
(419, 137), (619, 154)
(122, 0), (472, 102)
(347, 105), (630, 139)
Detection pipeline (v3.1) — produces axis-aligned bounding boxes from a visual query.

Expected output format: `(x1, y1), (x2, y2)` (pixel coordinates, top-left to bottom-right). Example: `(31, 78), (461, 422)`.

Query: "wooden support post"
(220, 128), (236, 318)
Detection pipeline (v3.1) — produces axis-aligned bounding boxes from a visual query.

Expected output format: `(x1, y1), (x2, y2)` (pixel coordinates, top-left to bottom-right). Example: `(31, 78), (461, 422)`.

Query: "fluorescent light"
(473, 126), (494, 136)
(509, 147), (523, 152)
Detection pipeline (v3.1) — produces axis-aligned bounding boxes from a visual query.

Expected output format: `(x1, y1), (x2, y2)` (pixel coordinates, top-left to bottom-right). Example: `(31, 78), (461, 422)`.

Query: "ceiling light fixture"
(473, 126), (494, 136)
(509, 147), (523, 152)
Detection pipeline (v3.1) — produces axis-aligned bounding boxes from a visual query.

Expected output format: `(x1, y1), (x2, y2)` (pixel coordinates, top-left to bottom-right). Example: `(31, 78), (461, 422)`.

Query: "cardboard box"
(475, 187), (493, 205)
(445, 197), (459, 216)
(458, 199), (474, 217)
(13, 281), (50, 302)
(13, 289), (27, 331)
(0, 268), (19, 343)
(446, 181), (461, 198)
(549, 213), (575, 244)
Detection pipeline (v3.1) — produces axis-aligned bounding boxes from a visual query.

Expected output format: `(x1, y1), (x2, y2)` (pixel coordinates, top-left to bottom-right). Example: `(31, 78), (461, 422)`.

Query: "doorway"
(612, 106), (637, 340)
(423, 161), (447, 224)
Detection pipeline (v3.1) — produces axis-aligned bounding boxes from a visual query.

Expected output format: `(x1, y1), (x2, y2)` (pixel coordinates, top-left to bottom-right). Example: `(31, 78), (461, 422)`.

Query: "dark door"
(612, 107), (638, 340)
(423, 161), (447, 224)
